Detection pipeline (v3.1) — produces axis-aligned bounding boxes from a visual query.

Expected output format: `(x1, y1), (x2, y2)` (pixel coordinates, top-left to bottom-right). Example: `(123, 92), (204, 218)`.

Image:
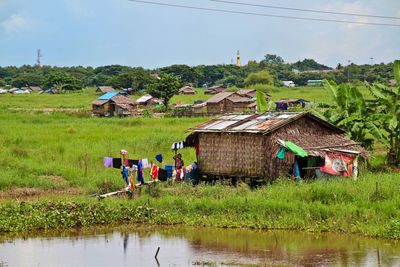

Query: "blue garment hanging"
(137, 161), (144, 184)
(122, 163), (129, 184)
(155, 154), (163, 163)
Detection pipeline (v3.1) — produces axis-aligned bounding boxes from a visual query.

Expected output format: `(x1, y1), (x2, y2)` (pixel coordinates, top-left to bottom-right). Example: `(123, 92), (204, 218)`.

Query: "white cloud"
(1, 14), (27, 35)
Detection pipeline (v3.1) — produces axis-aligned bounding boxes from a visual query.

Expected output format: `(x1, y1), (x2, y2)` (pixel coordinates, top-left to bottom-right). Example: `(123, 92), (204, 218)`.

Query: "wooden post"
(376, 182), (379, 201)
(85, 152), (88, 177)
(270, 213), (278, 247)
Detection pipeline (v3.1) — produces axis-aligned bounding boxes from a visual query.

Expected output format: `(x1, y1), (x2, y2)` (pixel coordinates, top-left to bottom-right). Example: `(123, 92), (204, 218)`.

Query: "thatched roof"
(110, 94), (136, 105)
(91, 99), (107, 106)
(187, 112), (369, 158)
(179, 86), (196, 94)
(204, 85), (227, 94)
(90, 93), (136, 106)
(97, 86), (116, 93)
(226, 95), (254, 103)
(29, 86), (42, 91)
(206, 92), (235, 103)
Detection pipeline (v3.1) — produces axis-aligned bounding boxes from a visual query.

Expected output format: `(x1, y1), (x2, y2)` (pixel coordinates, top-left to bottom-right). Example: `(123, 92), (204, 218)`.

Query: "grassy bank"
(1, 172), (399, 239)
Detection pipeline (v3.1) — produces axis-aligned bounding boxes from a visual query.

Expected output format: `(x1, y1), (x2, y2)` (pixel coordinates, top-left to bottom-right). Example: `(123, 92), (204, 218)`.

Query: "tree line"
(0, 54), (395, 91)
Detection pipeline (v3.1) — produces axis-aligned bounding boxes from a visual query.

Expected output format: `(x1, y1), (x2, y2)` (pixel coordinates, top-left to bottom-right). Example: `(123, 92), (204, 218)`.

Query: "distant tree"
(106, 73), (134, 89)
(146, 73), (180, 110)
(106, 70), (154, 90)
(291, 59), (330, 71)
(244, 70), (273, 86)
(43, 72), (82, 91)
(160, 65), (202, 87)
(0, 79), (6, 87)
(11, 73), (45, 88)
(336, 63), (343, 69)
(263, 54), (284, 65)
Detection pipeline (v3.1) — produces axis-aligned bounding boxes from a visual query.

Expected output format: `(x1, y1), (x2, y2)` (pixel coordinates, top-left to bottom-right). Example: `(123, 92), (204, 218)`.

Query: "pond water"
(0, 225), (399, 267)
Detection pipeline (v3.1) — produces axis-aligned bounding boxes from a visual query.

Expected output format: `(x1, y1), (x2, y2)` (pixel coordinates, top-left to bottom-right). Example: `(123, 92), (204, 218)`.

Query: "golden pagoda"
(236, 50), (241, 67)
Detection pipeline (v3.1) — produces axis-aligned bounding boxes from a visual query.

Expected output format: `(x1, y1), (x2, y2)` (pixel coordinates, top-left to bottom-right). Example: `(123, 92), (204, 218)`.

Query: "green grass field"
(0, 111), (208, 193)
(0, 85), (339, 110)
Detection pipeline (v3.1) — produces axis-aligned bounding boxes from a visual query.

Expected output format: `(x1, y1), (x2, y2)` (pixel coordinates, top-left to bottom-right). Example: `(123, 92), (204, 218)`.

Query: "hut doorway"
(295, 156), (324, 179)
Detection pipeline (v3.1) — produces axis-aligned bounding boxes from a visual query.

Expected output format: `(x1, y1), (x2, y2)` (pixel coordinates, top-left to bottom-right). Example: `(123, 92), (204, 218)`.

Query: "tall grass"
(0, 111), (209, 192)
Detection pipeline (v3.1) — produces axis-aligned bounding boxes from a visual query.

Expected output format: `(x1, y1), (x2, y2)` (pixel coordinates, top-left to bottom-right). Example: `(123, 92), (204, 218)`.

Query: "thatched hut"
(178, 86), (197, 95)
(204, 85), (227, 95)
(136, 94), (163, 106)
(206, 92), (255, 115)
(185, 112), (368, 183)
(96, 86), (116, 93)
(91, 92), (137, 117)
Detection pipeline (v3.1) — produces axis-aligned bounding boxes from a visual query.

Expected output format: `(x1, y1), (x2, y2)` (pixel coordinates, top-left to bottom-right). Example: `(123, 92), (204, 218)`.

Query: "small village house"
(136, 94), (163, 106)
(307, 80), (323, 86)
(275, 99), (310, 111)
(178, 85), (197, 95)
(204, 85), (227, 95)
(91, 92), (137, 117)
(96, 86), (116, 93)
(205, 92), (256, 115)
(282, 81), (295, 87)
(185, 112), (368, 183)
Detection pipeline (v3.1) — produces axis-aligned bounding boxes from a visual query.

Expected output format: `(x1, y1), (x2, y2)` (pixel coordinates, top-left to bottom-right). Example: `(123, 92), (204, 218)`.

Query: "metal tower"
(37, 49), (42, 66)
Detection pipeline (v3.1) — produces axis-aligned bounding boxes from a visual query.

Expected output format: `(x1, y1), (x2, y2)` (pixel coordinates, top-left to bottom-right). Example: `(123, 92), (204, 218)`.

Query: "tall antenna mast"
(37, 49), (42, 66)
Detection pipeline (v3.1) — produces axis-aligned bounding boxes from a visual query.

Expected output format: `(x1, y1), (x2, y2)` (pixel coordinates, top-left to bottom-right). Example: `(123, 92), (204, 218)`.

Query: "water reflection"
(0, 225), (399, 267)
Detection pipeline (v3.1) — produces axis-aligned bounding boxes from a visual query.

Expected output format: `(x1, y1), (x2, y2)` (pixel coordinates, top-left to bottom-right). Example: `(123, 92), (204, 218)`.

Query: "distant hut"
(96, 86), (116, 93)
(29, 86), (42, 92)
(136, 94), (163, 106)
(185, 112), (368, 183)
(44, 88), (60, 94)
(206, 92), (256, 115)
(178, 86), (197, 95)
(204, 85), (227, 95)
(91, 92), (137, 117)
(275, 99), (310, 111)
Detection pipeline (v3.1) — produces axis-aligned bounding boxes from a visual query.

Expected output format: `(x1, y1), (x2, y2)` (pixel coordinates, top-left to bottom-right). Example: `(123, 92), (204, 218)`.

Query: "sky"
(0, 0), (399, 69)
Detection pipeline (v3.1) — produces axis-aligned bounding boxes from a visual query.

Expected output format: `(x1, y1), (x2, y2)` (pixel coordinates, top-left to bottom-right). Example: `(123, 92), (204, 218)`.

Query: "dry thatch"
(204, 85), (227, 95)
(178, 86), (197, 95)
(96, 86), (116, 93)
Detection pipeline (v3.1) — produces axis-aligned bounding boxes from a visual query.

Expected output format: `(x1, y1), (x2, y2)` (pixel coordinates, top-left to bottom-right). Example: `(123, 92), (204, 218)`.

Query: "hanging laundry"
(112, 158), (122, 169)
(137, 160), (144, 184)
(165, 165), (173, 178)
(124, 158), (129, 166)
(155, 154), (163, 163)
(129, 174), (135, 192)
(104, 157), (113, 167)
(151, 165), (159, 180)
(194, 143), (199, 156)
(191, 162), (197, 170)
(142, 158), (149, 168)
(171, 141), (184, 150)
(122, 164), (129, 184)
(158, 168), (168, 181)
(294, 160), (301, 183)
(277, 147), (286, 159)
(128, 159), (139, 167)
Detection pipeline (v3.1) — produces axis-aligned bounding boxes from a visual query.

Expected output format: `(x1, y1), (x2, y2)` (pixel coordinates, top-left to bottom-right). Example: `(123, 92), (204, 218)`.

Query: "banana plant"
(365, 60), (400, 164)
(309, 79), (387, 151)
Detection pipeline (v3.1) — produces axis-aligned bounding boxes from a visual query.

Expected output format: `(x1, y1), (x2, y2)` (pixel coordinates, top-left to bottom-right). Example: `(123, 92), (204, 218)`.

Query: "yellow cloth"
(129, 173), (135, 192)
